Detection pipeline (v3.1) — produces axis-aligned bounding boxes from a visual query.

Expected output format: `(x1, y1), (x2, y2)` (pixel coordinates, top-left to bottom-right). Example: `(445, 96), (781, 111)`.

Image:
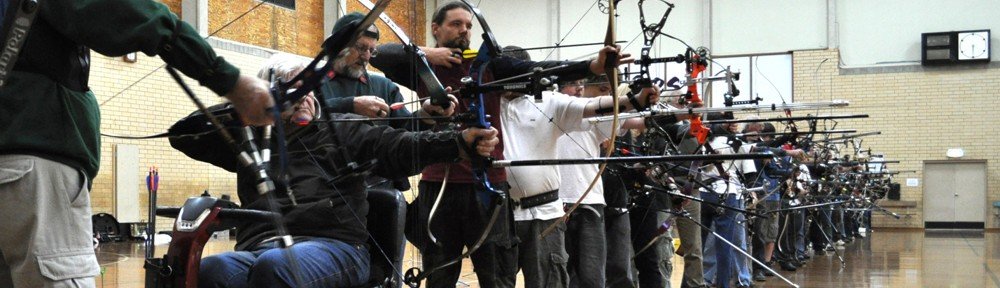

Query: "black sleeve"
(490, 56), (594, 83)
(765, 162), (793, 177)
(369, 43), (418, 89)
(752, 145), (787, 157)
(330, 114), (461, 179)
(766, 133), (796, 148)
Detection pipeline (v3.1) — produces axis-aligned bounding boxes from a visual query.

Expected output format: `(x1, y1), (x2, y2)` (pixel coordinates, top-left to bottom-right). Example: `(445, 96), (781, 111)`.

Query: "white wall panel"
(838, 0), (1000, 66)
(711, 0), (827, 56)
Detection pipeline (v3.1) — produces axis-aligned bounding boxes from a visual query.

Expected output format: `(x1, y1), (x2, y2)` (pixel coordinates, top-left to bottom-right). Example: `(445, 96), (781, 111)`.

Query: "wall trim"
(206, 37), (280, 58)
(924, 159), (988, 164)
(839, 61), (1000, 76)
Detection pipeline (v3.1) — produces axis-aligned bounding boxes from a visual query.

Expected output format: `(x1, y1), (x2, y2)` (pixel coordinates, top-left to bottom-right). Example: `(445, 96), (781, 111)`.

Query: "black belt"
(512, 189), (559, 209)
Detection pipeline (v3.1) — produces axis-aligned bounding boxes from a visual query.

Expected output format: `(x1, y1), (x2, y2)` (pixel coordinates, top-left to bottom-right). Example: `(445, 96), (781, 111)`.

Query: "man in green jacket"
(0, 1), (273, 287)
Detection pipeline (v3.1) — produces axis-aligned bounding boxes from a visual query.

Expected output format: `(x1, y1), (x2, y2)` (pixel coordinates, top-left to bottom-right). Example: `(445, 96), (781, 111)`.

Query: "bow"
(152, 1), (396, 287)
(630, 0), (677, 92)
(401, 1), (507, 285)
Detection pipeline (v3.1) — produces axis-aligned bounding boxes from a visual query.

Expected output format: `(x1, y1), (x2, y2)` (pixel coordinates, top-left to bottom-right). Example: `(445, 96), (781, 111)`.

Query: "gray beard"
(334, 59), (366, 79)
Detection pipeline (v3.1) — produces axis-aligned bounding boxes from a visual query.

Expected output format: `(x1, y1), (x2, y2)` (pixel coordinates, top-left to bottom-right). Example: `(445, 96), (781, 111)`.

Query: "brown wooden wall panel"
(346, 0), (427, 47)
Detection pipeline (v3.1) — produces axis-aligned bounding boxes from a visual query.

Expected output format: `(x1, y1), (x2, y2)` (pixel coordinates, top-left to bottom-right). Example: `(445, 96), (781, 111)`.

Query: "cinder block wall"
(792, 49), (1000, 229)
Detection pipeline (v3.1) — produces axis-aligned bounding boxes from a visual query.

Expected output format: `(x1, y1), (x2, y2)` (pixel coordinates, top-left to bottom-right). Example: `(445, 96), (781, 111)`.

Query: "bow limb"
(540, 0), (621, 238)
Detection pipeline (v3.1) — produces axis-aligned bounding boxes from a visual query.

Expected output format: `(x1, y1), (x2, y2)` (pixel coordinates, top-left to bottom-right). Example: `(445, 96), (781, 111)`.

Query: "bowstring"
(99, 0), (271, 107)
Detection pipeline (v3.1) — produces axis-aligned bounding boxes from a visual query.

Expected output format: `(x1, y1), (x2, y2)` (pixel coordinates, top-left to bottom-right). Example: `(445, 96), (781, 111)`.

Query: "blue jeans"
(199, 237), (370, 288)
(700, 192), (740, 288)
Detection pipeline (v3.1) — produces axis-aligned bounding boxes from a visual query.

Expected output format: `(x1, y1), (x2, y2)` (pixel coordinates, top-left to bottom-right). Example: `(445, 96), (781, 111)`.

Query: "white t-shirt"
(501, 91), (591, 221)
(700, 135), (758, 196)
(557, 118), (623, 205)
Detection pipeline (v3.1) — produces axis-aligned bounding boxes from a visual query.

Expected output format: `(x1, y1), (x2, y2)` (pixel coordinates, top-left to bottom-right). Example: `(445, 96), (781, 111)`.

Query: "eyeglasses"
(353, 43), (378, 57)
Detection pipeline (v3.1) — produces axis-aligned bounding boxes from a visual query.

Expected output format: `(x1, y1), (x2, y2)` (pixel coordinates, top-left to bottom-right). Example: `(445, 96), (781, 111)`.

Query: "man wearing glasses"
(320, 12), (455, 129)
(320, 13), (457, 192)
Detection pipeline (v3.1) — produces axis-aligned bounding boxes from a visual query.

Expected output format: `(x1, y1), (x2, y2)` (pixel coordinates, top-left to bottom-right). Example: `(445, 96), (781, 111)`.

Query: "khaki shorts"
(0, 155), (99, 288)
(754, 200), (781, 242)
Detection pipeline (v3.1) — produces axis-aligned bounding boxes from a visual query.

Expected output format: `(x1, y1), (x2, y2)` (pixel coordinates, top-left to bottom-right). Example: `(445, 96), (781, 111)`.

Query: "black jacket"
(171, 113), (463, 250)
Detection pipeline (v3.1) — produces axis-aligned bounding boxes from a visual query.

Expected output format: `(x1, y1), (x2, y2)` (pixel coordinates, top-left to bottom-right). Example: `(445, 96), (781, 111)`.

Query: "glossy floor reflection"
(750, 230), (1000, 288)
(94, 231), (1000, 287)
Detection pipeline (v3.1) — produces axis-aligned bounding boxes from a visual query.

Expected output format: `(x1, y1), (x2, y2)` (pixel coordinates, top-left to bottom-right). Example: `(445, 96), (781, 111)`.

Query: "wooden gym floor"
(93, 230), (1000, 287)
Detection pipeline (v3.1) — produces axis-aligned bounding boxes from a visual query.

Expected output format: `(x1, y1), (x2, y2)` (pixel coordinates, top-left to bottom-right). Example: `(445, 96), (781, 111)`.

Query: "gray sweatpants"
(0, 155), (99, 288)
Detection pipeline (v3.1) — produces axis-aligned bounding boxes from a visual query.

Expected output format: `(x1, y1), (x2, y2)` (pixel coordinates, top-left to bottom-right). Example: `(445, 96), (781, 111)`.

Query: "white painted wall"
(424, 0), (706, 63)
(837, 0), (1000, 66)
(711, 0), (827, 56)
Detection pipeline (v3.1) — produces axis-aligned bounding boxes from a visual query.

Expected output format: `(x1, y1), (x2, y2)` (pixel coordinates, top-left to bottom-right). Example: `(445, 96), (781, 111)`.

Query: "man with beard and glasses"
(368, 2), (629, 287)
(321, 13), (457, 129)
(320, 13), (458, 192)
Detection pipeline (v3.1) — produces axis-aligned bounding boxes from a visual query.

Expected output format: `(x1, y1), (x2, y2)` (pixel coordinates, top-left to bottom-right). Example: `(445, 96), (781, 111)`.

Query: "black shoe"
(754, 270), (767, 282)
(814, 249), (826, 256)
(854, 233), (866, 239)
(764, 269), (776, 277)
(803, 253), (812, 260)
(780, 261), (798, 271)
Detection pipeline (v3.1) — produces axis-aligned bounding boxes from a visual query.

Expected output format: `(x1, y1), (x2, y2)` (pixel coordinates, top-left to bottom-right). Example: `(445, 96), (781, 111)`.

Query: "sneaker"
(836, 240), (845, 246)
(825, 244), (836, 252)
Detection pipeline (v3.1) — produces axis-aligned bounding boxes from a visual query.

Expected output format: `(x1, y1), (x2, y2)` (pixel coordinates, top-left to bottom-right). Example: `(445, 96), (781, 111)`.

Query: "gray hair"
(257, 53), (322, 119)
(257, 53), (308, 82)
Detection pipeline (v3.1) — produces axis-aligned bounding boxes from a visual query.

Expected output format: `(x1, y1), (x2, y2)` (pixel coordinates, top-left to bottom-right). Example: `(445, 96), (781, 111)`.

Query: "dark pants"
(844, 210), (860, 236)
(566, 204), (607, 288)
(498, 218), (569, 288)
(630, 205), (671, 288)
(776, 204), (806, 261)
(676, 200), (705, 288)
(604, 207), (637, 288)
(410, 181), (514, 288)
(199, 238), (370, 288)
(809, 207), (835, 250)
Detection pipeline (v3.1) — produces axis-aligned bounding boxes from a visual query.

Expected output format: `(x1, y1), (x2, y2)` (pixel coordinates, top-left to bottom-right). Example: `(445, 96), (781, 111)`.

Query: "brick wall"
(791, 49), (1000, 229)
(90, 47), (272, 232)
(207, 0), (325, 56)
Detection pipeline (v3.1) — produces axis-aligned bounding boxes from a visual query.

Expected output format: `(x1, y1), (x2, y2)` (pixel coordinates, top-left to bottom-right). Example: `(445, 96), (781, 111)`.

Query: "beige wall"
(792, 49), (1000, 229)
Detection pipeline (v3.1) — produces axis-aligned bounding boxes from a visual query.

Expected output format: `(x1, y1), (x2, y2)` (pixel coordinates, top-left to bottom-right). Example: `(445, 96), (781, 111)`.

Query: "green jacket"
(0, 0), (240, 181)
